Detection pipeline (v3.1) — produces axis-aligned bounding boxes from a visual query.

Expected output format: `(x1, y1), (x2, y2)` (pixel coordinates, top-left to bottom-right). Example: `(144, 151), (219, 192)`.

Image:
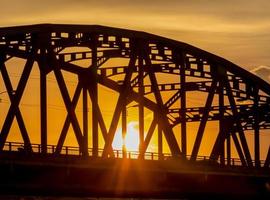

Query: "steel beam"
(1, 64), (32, 152)
(122, 98), (127, 158)
(0, 50), (36, 150)
(102, 45), (137, 157)
(225, 79), (253, 167)
(191, 79), (217, 160)
(91, 36), (99, 157)
(83, 87), (89, 156)
(39, 49), (48, 154)
(138, 53), (144, 158)
(55, 84), (82, 154)
(51, 54), (85, 155)
(144, 51), (182, 156)
(0, 25), (269, 170)
(254, 87), (260, 168)
(179, 52), (187, 156)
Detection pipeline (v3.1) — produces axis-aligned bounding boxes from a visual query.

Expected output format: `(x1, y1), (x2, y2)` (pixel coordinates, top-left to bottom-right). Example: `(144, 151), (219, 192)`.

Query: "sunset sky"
(0, 1), (270, 159)
(1, 0), (270, 71)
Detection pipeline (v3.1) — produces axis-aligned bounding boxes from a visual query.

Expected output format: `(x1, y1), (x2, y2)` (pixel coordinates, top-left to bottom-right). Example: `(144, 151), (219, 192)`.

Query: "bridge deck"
(0, 151), (269, 199)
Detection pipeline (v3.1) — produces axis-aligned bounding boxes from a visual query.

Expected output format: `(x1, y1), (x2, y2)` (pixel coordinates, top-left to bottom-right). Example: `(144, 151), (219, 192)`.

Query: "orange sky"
(1, 0), (270, 69)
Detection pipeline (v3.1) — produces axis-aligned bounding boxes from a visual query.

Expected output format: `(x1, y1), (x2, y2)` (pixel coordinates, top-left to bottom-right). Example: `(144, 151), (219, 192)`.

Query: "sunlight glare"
(112, 121), (140, 152)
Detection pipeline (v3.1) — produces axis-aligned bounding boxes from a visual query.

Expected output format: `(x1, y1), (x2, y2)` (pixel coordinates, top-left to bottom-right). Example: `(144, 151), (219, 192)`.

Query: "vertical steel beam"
(227, 131), (231, 166)
(91, 82), (98, 157)
(122, 99), (127, 158)
(179, 52), (187, 156)
(39, 49), (47, 154)
(91, 35), (99, 157)
(40, 66), (47, 154)
(218, 80), (225, 165)
(158, 123), (163, 160)
(83, 87), (89, 156)
(254, 87), (260, 168)
(138, 54), (144, 158)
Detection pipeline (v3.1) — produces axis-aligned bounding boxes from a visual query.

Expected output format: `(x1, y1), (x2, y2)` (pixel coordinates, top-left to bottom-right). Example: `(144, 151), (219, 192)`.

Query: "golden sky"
(1, 0), (270, 69)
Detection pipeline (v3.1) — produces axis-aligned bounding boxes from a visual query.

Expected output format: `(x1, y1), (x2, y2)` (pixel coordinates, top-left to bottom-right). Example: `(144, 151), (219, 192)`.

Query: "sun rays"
(112, 121), (140, 152)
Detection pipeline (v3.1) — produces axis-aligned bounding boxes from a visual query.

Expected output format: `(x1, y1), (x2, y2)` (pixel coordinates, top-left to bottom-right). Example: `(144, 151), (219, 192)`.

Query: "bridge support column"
(158, 123), (163, 160)
(254, 87), (260, 168)
(226, 132), (231, 166)
(122, 98), (127, 158)
(218, 76), (225, 166)
(180, 52), (187, 157)
(39, 49), (47, 154)
(138, 55), (144, 159)
(91, 35), (98, 157)
(40, 69), (47, 154)
(83, 87), (89, 156)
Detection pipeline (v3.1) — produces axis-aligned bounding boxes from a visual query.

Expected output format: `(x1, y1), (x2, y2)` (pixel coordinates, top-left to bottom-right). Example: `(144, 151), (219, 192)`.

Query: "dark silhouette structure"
(0, 24), (269, 199)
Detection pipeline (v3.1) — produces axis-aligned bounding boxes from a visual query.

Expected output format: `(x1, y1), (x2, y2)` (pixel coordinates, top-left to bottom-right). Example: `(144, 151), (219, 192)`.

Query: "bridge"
(0, 24), (270, 199)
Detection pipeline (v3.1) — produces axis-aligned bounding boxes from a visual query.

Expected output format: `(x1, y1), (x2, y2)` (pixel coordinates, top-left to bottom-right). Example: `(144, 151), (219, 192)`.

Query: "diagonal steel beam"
(164, 91), (181, 109)
(0, 64), (32, 151)
(59, 61), (160, 112)
(144, 52), (182, 156)
(225, 78), (253, 167)
(0, 50), (36, 150)
(191, 79), (217, 160)
(210, 119), (232, 162)
(102, 50), (137, 157)
(139, 116), (157, 157)
(87, 86), (114, 157)
(264, 147), (270, 168)
(55, 83), (82, 155)
(50, 52), (85, 155)
(130, 72), (148, 87)
(231, 130), (247, 166)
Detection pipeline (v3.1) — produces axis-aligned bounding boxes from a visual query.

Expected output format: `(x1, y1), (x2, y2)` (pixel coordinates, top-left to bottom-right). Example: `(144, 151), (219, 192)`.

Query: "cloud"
(250, 66), (270, 82)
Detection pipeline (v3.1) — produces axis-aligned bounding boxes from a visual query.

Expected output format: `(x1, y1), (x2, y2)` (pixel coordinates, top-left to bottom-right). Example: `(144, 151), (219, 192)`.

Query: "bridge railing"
(2, 141), (266, 167)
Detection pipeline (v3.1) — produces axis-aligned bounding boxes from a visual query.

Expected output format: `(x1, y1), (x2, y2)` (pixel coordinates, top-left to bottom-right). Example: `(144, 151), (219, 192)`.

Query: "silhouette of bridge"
(0, 24), (270, 199)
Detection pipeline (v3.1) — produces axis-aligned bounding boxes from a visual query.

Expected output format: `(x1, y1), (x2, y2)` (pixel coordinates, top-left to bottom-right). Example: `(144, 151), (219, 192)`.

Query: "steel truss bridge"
(0, 24), (270, 199)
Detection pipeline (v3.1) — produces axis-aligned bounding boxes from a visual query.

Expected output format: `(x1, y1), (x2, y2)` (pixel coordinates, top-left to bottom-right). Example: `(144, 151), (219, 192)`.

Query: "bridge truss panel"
(0, 24), (269, 168)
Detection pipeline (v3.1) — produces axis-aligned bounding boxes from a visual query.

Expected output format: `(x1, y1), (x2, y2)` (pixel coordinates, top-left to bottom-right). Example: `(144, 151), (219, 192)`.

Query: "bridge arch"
(0, 24), (269, 168)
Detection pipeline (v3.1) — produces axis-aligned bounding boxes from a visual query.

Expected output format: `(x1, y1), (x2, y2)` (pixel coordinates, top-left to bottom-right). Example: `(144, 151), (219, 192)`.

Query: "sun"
(112, 121), (140, 152)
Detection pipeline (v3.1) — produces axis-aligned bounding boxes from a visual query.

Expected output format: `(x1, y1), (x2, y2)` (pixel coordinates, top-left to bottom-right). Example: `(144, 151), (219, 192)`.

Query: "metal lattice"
(0, 24), (269, 168)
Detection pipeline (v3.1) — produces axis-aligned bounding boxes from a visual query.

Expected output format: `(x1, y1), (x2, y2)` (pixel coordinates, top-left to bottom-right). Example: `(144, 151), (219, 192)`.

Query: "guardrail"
(2, 141), (266, 167)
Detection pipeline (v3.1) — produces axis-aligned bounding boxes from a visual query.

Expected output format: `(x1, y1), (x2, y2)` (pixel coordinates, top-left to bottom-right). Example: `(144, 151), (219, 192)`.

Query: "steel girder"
(0, 24), (270, 168)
